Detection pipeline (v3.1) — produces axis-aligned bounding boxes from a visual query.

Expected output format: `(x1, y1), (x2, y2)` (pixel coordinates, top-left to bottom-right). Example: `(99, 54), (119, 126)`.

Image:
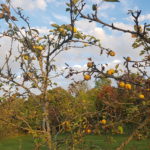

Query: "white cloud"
(126, 14), (150, 22)
(76, 20), (97, 34)
(113, 22), (133, 31)
(90, 0), (115, 10)
(73, 65), (82, 69)
(11, 0), (55, 10)
(99, 3), (115, 11)
(112, 59), (121, 63)
(139, 14), (150, 22)
(52, 13), (70, 23)
(34, 26), (49, 34)
(36, 0), (47, 10)
(121, 0), (139, 12)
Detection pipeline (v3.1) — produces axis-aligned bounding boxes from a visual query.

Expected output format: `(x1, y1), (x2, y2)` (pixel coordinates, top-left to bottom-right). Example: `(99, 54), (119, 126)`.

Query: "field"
(0, 134), (150, 150)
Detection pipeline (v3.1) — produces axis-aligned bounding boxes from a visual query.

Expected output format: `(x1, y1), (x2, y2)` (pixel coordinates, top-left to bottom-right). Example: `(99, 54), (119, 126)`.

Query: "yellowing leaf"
(0, 13), (4, 19)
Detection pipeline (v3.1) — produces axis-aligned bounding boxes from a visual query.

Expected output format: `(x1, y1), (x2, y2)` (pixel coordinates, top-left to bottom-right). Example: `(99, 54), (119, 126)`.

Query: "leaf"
(73, 0), (79, 4)
(139, 50), (145, 56)
(0, 13), (4, 19)
(66, 3), (70, 7)
(132, 43), (139, 48)
(11, 16), (18, 21)
(31, 29), (39, 34)
(8, 23), (12, 28)
(4, 15), (9, 22)
(65, 63), (69, 67)
(51, 23), (59, 28)
(0, 83), (3, 87)
(118, 126), (124, 134)
(73, 9), (78, 15)
(115, 64), (119, 69)
(53, 82), (57, 86)
(92, 4), (97, 11)
(66, 8), (70, 11)
(1, 4), (10, 14)
(74, 32), (84, 39)
(103, 0), (120, 2)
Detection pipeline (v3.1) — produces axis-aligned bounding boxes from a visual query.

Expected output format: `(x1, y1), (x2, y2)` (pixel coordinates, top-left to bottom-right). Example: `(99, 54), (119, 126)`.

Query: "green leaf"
(115, 64), (119, 69)
(103, 0), (120, 2)
(74, 32), (84, 40)
(66, 3), (70, 7)
(53, 82), (57, 86)
(73, 0), (79, 4)
(139, 50), (145, 56)
(118, 126), (124, 134)
(31, 29), (39, 34)
(92, 4), (97, 11)
(4, 15), (9, 22)
(51, 24), (59, 28)
(132, 42), (141, 48)
(0, 83), (3, 87)
(66, 8), (70, 11)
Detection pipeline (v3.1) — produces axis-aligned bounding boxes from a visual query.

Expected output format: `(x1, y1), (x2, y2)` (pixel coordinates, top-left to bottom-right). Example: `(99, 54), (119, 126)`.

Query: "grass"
(81, 134), (150, 150)
(0, 134), (150, 150)
(0, 135), (47, 150)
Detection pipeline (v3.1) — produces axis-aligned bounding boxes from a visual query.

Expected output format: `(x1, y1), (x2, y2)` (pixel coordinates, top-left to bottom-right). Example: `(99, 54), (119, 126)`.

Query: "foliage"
(94, 77), (112, 89)
(0, 97), (24, 138)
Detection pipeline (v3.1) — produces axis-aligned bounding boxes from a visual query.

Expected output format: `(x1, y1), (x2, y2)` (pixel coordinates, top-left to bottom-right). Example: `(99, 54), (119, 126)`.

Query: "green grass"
(0, 134), (150, 150)
(81, 134), (150, 150)
(0, 135), (47, 150)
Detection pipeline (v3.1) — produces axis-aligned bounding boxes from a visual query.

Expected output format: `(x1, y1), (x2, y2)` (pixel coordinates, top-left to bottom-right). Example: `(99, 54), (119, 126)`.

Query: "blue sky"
(10, 0), (150, 27)
(0, 0), (150, 89)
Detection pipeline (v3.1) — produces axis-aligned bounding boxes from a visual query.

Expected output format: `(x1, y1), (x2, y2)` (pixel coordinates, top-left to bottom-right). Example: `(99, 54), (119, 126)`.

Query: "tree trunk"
(43, 101), (53, 150)
(34, 143), (41, 150)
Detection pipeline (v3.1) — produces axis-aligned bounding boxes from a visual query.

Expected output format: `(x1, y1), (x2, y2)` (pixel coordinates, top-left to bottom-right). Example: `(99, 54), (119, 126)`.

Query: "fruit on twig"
(100, 119), (106, 125)
(86, 129), (92, 134)
(33, 45), (45, 51)
(125, 83), (132, 90)
(119, 82), (125, 88)
(87, 62), (93, 68)
(107, 69), (115, 75)
(139, 94), (145, 99)
(73, 27), (77, 33)
(109, 51), (115, 56)
(84, 74), (91, 80)
(23, 55), (29, 60)
(134, 25), (142, 32)
(131, 34), (138, 38)
(127, 57), (131, 61)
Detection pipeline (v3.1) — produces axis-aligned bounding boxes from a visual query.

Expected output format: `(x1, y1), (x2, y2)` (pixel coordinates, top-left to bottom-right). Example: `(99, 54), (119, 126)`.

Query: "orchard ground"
(0, 134), (150, 150)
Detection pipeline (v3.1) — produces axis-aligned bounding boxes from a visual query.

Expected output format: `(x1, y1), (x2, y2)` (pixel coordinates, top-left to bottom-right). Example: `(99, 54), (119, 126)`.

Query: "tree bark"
(43, 101), (53, 150)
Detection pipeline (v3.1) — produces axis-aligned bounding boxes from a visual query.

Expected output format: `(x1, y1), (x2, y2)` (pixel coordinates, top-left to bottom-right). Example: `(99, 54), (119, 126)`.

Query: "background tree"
(94, 77), (112, 89)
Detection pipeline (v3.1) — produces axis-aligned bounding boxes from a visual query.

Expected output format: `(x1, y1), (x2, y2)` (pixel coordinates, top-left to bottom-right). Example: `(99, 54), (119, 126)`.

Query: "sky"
(0, 0), (150, 90)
